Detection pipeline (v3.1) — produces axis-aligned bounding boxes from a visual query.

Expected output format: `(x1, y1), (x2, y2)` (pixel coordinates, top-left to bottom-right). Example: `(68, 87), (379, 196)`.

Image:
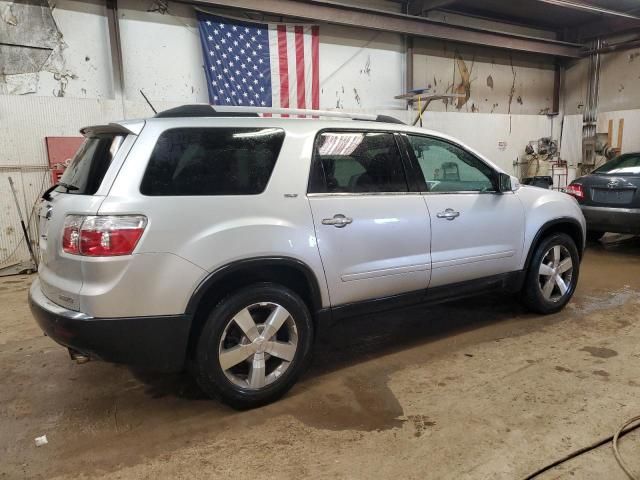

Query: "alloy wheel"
(538, 245), (574, 302)
(218, 302), (298, 390)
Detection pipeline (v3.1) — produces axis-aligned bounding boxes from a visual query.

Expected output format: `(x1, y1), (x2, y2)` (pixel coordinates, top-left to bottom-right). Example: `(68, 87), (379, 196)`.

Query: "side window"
(407, 135), (496, 193)
(309, 132), (408, 193)
(140, 127), (285, 196)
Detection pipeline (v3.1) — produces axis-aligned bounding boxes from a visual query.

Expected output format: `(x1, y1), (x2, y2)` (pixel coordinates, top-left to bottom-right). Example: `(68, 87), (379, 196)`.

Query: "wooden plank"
(617, 118), (624, 149)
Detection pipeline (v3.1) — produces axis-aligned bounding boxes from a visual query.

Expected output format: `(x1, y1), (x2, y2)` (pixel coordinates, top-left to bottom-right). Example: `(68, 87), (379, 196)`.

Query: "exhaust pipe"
(68, 348), (90, 364)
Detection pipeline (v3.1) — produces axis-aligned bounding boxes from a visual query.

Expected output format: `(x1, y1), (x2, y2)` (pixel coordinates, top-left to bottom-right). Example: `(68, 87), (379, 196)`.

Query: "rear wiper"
(42, 182), (79, 201)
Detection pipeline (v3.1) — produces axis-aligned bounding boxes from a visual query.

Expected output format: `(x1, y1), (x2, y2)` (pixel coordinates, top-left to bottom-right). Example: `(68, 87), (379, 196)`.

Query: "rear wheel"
(193, 283), (313, 409)
(587, 230), (605, 242)
(521, 233), (580, 314)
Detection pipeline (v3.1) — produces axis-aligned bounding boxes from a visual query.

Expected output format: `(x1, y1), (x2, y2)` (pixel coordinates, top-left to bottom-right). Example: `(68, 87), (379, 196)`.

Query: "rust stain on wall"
(360, 55), (371, 76)
(507, 56), (517, 114)
(453, 52), (471, 110)
(353, 88), (361, 106)
(486, 74), (493, 89)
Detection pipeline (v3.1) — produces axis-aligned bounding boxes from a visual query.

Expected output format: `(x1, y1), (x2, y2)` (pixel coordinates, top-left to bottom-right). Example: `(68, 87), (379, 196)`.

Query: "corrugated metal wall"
(0, 96), (190, 269)
(0, 96), (121, 269)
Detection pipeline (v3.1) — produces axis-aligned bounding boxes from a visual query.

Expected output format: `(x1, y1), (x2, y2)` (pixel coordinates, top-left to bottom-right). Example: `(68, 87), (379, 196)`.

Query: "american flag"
(196, 12), (319, 110)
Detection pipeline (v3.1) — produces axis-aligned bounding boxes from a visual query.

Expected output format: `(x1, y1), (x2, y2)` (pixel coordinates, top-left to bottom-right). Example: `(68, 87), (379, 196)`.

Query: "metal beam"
(106, 0), (125, 116)
(573, 16), (640, 41)
(190, 0), (583, 58)
(533, 0), (640, 21)
(405, 35), (413, 93)
(583, 36), (640, 55)
(407, 0), (456, 16)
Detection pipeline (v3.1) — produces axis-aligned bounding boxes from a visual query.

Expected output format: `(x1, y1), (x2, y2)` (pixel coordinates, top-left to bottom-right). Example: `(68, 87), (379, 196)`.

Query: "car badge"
(607, 180), (619, 189)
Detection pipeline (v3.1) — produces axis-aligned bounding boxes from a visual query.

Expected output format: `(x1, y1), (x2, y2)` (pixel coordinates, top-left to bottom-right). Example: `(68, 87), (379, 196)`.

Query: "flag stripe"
(295, 26), (306, 110)
(197, 13), (318, 111)
(311, 25), (320, 110)
(277, 25), (289, 112)
(268, 26), (280, 109)
(303, 26), (313, 110)
(286, 26), (297, 110)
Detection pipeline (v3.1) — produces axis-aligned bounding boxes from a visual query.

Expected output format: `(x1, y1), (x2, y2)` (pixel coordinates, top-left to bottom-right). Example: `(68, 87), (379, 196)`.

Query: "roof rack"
(154, 105), (405, 124)
(154, 105), (259, 118)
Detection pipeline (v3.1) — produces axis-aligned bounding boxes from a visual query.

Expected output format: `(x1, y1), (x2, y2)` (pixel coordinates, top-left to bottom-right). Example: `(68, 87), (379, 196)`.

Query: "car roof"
(100, 105), (507, 175)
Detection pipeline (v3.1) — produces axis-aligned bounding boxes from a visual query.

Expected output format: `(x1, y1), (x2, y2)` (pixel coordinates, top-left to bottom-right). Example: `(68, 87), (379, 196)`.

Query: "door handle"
(436, 208), (460, 221)
(322, 214), (353, 228)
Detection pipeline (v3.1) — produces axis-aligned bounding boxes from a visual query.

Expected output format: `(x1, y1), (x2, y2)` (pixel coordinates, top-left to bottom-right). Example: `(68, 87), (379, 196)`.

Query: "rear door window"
(593, 154), (640, 175)
(56, 134), (125, 195)
(308, 132), (409, 193)
(140, 128), (285, 196)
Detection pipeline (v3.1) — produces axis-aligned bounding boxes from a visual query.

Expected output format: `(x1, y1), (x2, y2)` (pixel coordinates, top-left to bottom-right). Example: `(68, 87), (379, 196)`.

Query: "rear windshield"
(140, 127), (285, 196)
(56, 134), (125, 195)
(593, 154), (640, 175)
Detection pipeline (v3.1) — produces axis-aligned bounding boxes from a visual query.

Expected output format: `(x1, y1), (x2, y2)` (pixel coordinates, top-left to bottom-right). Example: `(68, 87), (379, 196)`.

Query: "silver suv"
(30, 105), (586, 409)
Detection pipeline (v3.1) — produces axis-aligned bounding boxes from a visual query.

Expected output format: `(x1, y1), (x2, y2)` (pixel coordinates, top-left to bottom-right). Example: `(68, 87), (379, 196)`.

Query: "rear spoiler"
(80, 120), (145, 137)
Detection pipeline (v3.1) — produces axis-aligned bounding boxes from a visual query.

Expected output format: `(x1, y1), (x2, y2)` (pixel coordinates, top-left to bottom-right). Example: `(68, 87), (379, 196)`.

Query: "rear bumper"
(29, 278), (191, 372)
(581, 205), (640, 234)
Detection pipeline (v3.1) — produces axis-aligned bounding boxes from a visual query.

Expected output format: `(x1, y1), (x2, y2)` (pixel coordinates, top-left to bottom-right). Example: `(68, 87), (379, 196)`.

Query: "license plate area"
(591, 188), (634, 204)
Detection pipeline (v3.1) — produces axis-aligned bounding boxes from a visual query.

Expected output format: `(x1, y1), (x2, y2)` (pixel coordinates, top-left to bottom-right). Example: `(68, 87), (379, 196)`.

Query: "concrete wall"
(563, 39), (640, 116)
(413, 38), (556, 115)
(0, 0), (114, 98)
(598, 46), (640, 113)
(1, 0), (561, 267)
(562, 57), (589, 116)
(560, 39), (640, 171)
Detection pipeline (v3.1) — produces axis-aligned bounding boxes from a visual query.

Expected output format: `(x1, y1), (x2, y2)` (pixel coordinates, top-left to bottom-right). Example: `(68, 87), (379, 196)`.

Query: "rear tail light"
(564, 183), (584, 200)
(62, 215), (84, 254)
(62, 215), (147, 256)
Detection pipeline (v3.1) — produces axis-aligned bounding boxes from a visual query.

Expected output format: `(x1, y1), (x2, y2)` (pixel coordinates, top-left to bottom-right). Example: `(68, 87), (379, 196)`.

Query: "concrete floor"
(2, 236), (640, 479)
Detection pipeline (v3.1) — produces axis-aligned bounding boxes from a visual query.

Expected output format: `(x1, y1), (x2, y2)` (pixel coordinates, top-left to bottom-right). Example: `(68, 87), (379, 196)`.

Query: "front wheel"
(521, 233), (580, 314)
(193, 283), (314, 409)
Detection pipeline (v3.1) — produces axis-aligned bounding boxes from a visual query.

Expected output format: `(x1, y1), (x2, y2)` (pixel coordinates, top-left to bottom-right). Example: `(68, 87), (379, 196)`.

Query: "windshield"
(593, 154), (640, 175)
(56, 134), (125, 195)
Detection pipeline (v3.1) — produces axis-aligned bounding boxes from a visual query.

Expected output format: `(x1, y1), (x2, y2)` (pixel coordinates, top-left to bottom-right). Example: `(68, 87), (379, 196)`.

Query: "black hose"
(522, 417), (640, 480)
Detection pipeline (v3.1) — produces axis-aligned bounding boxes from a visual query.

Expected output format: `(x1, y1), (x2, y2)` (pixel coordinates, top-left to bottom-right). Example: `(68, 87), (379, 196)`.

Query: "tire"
(193, 283), (314, 409)
(587, 230), (605, 242)
(521, 233), (580, 315)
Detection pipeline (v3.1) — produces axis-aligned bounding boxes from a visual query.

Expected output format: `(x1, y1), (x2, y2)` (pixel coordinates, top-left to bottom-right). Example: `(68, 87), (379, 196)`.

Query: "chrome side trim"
(307, 191), (515, 198)
(422, 191), (514, 196)
(307, 192), (422, 198)
(581, 205), (640, 214)
(341, 263), (430, 282)
(432, 250), (515, 269)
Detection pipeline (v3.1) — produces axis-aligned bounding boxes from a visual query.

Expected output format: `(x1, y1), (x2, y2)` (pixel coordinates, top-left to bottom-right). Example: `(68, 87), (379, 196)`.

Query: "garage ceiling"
(408, 0), (640, 39)
(444, 0), (640, 28)
(194, 0), (640, 55)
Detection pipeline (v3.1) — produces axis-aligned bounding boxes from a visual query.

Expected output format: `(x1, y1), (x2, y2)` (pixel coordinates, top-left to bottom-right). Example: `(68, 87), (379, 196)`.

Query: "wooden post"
(617, 118), (624, 150)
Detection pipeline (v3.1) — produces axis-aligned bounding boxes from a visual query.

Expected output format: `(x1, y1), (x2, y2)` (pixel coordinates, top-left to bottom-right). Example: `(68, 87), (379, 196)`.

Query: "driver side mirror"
(497, 173), (513, 193)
